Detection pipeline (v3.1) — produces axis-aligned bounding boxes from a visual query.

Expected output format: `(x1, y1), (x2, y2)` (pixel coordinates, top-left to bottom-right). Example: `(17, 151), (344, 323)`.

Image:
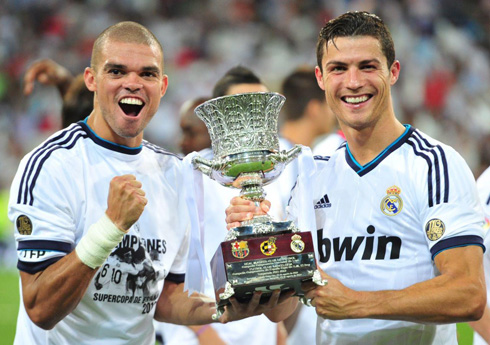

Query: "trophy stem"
(237, 172), (266, 202)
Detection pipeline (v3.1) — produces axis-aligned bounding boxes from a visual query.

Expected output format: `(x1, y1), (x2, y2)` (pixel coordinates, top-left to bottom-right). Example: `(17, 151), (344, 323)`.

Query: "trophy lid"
(194, 92), (286, 158)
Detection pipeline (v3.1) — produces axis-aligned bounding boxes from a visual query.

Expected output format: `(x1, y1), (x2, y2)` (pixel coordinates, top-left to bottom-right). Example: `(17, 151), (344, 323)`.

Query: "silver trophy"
(192, 92), (326, 317)
(192, 92), (301, 238)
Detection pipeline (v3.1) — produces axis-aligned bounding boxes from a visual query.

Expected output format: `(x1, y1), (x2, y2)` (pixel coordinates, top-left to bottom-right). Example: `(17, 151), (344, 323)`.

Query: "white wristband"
(75, 214), (127, 269)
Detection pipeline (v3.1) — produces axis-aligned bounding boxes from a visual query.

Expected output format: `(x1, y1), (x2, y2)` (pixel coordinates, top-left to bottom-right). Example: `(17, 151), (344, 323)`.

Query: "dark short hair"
(316, 11), (395, 71)
(212, 65), (263, 98)
(281, 66), (324, 121)
(91, 21), (164, 71)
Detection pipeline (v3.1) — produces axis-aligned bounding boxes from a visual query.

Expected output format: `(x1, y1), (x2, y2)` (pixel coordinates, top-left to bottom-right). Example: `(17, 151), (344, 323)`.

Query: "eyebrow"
(325, 59), (381, 67)
(103, 63), (161, 75)
(142, 66), (161, 75)
(103, 63), (126, 71)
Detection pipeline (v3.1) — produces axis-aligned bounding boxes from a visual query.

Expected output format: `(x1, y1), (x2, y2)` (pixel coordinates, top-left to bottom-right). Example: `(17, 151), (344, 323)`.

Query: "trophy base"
(210, 230), (317, 316)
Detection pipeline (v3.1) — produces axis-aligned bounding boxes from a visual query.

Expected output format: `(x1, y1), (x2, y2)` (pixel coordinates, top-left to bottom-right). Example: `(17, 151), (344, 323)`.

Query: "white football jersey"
(476, 166), (490, 227)
(160, 142), (298, 345)
(474, 167), (490, 345)
(9, 121), (190, 345)
(288, 125), (485, 345)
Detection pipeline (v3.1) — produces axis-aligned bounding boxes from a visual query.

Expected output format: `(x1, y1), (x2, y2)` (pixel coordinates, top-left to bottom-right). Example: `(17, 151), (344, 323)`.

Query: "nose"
(123, 72), (143, 92)
(346, 68), (362, 90)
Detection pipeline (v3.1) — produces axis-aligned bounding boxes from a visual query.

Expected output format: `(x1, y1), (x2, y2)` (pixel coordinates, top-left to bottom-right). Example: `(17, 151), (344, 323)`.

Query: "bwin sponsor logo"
(314, 194), (331, 209)
(317, 226), (402, 263)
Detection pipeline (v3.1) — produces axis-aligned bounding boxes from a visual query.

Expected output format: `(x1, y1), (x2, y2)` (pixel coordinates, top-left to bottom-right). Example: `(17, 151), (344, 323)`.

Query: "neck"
(280, 118), (320, 147)
(87, 111), (143, 148)
(341, 117), (406, 166)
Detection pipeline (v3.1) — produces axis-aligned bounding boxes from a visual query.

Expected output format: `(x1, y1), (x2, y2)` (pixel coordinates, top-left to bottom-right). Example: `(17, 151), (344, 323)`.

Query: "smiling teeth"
(120, 98), (143, 105)
(345, 96), (369, 104)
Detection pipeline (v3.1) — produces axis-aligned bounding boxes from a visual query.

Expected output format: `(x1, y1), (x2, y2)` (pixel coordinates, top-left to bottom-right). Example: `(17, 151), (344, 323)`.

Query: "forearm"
(21, 214), (127, 329)
(469, 305), (490, 343)
(21, 251), (97, 329)
(352, 272), (485, 323)
(155, 282), (216, 325)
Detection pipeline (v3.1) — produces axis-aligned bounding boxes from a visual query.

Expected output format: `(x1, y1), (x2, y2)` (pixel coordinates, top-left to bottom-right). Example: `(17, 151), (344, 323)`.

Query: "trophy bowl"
(191, 92), (325, 317)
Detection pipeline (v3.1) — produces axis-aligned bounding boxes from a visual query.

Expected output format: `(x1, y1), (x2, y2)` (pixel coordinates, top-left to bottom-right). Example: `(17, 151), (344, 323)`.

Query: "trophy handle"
(192, 156), (215, 177)
(269, 145), (302, 165)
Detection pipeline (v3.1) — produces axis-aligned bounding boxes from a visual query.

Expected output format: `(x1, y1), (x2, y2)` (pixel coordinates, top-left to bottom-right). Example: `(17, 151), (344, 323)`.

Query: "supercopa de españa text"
(93, 293), (159, 304)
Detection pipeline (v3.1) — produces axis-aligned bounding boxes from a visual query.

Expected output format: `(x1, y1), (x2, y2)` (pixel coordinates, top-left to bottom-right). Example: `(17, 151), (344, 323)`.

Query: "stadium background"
(0, 0), (489, 344)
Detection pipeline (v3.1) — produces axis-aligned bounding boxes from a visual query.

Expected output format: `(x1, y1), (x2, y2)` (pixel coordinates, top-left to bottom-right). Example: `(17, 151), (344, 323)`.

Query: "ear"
(315, 66), (325, 91)
(160, 74), (169, 98)
(84, 67), (97, 92)
(390, 60), (400, 86)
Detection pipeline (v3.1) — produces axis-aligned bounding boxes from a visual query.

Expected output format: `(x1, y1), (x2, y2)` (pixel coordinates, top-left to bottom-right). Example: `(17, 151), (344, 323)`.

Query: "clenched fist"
(105, 174), (147, 231)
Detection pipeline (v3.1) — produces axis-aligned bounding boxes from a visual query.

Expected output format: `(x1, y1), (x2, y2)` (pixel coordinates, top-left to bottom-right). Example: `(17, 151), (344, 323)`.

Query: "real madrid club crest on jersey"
(381, 185), (403, 216)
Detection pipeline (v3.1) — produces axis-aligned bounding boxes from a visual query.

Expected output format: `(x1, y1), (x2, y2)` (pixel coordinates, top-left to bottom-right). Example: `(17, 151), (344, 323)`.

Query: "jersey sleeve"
(8, 152), (78, 273)
(419, 148), (485, 259)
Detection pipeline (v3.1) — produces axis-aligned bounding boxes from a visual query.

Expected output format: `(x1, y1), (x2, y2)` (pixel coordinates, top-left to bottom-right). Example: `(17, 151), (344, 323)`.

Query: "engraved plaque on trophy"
(192, 92), (325, 317)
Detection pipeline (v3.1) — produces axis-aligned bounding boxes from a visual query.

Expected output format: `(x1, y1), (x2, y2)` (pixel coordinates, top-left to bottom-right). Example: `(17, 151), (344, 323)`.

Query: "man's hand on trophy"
(302, 267), (359, 320)
(225, 196), (271, 230)
(217, 289), (296, 323)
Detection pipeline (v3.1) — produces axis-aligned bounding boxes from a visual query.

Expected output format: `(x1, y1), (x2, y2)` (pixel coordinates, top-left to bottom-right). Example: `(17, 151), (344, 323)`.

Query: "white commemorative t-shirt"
(160, 142), (298, 345)
(288, 125), (485, 345)
(9, 121), (190, 345)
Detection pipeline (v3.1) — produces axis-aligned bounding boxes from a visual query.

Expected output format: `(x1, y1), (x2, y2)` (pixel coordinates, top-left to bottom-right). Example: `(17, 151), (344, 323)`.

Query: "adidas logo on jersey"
(314, 194), (331, 209)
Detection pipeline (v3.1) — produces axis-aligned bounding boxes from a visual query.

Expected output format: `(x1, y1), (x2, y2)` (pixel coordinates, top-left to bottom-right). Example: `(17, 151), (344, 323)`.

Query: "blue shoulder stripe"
(407, 130), (449, 207)
(406, 140), (434, 207)
(17, 125), (88, 206)
(142, 141), (182, 160)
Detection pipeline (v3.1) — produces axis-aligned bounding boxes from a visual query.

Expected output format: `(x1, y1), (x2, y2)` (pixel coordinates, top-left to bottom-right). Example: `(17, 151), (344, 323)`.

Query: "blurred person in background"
(225, 11), (486, 344)
(279, 65), (340, 153)
(179, 97), (210, 156)
(159, 65), (288, 345)
(23, 59), (93, 128)
(9, 21), (288, 345)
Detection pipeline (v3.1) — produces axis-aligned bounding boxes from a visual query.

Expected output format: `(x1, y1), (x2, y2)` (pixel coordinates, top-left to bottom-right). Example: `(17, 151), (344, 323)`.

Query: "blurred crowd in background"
(0, 0), (490, 264)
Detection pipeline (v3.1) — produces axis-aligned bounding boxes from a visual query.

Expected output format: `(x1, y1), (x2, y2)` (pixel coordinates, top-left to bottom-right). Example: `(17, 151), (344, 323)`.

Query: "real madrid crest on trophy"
(191, 92), (326, 318)
(290, 234), (305, 253)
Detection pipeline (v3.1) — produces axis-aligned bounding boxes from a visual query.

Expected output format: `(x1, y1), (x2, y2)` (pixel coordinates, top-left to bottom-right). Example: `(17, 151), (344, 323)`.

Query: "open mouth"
(341, 95), (372, 105)
(119, 97), (144, 117)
